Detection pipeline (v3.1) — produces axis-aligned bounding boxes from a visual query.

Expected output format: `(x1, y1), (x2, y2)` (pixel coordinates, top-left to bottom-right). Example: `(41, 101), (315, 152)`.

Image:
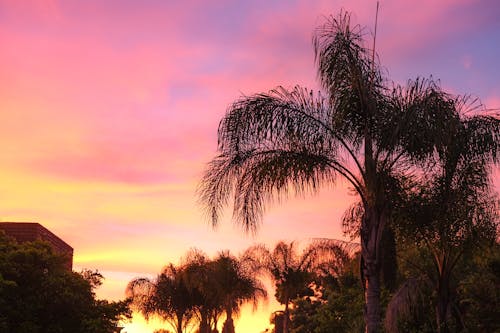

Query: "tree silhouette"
(127, 249), (267, 333)
(245, 240), (350, 333)
(385, 108), (499, 333)
(198, 11), (490, 332)
(0, 233), (131, 333)
(289, 251), (366, 333)
(181, 249), (218, 333)
(126, 263), (196, 333)
(210, 251), (267, 333)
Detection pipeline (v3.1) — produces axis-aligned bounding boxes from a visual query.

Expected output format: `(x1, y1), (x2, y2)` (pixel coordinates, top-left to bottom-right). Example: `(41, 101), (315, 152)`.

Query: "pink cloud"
(1, 0), (497, 188)
(485, 94), (500, 110)
(375, 0), (495, 64)
(0, 0), (62, 22)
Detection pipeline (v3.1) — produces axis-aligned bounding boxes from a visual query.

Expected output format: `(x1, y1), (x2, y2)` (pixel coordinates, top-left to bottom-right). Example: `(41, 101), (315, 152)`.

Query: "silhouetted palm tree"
(178, 250), (212, 333)
(385, 109), (499, 333)
(126, 264), (196, 333)
(246, 241), (350, 333)
(199, 11), (471, 332)
(210, 251), (267, 333)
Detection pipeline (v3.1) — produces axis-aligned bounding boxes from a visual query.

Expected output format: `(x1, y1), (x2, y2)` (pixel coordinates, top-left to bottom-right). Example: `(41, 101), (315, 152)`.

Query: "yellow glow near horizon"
(119, 307), (277, 333)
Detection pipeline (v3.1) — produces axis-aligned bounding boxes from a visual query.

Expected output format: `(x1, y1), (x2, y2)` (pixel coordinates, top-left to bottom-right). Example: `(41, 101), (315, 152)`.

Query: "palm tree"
(126, 263), (196, 333)
(180, 249), (218, 333)
(199, 11), (468, 332)
(210, 251), (267, 333)
(385, 107), (499, 333)
(246, 240), (350, 333)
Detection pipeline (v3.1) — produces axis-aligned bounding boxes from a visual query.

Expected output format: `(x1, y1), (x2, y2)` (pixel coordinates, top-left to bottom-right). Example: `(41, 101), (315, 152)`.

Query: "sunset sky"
(0, 0), (499, 332)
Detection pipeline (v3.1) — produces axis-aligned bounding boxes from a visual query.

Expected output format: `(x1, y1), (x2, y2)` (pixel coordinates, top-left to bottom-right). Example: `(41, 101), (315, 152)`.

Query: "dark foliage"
(0, 232), (131, 333)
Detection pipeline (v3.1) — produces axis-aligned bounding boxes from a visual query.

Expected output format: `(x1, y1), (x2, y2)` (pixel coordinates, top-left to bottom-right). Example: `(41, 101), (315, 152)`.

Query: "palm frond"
(218, 86), (335, 155)
(342, 201), (363, 239)
(126, 277), (156, 317)
(240, 243), (269, 275)
(199, 85), (366, 232)
(461, 114), (500, 163)
(380, 78), (459, 163)
(200, 148), (337, 232)
(308, 238), (359, 277)
(384, 276), (431, 333)
(313, 11), (377, 105)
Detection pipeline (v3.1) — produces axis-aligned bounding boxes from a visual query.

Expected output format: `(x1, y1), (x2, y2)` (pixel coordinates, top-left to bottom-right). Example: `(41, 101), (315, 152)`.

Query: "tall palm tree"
(210, 251), (267, 333)
(385, 107), (499, 333)
(199, 11), (469, 332)
(126, 263), (196, 333)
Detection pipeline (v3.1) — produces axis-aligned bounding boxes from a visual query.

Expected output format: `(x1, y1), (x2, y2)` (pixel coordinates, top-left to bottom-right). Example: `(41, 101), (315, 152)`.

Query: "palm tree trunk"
(361, 208), (384, 333)
(283, 300), (290, 333)
(364, 262), (381, 333)
(199, 311), (210, 333)
(213, 314), (220, 333)
(436, 273), (450, 333)
(222, 307), (235, 333)
(436, 298), (449, 333)
(361, 115), (383, 333)
(176, 315), (183, 333)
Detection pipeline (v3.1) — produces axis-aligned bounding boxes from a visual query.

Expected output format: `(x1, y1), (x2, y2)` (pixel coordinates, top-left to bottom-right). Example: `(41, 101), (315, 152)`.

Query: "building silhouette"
(0, 222), (73, 270)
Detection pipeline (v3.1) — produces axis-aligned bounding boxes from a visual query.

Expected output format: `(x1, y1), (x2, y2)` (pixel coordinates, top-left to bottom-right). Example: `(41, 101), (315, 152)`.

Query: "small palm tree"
(210, 251), (267, 333)
(180, 249), (218, 333)
(199, 11), (468, 332)
(126, 264), (196, 333)
(246, 240), (350, 333)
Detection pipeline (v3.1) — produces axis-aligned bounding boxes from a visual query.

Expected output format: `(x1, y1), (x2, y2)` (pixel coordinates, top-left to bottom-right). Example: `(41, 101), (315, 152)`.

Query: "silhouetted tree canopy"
(127, 249), (266, 333)
(0, 232), (131, 333)
(385, 115), (500, 333)
(289, 252), (367, 333)
(245, 240), (354, 333)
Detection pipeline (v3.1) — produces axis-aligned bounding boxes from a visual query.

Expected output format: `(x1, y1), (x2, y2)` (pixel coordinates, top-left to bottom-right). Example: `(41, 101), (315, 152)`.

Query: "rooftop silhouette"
(0, 222), (73, 270)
